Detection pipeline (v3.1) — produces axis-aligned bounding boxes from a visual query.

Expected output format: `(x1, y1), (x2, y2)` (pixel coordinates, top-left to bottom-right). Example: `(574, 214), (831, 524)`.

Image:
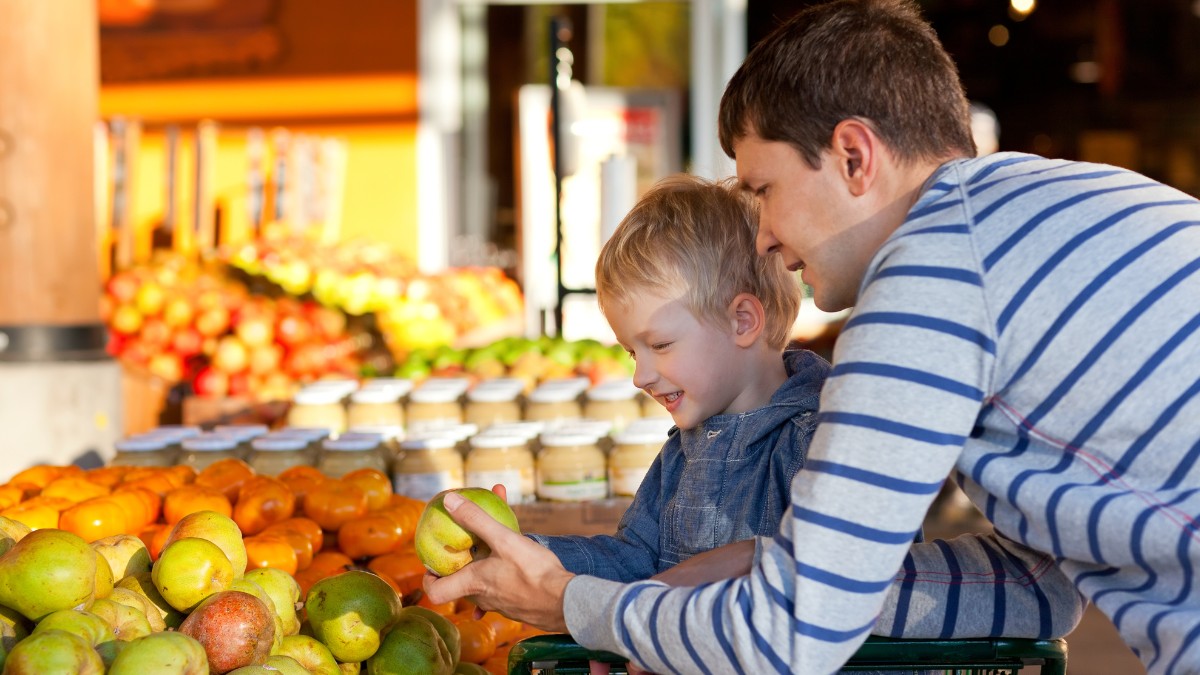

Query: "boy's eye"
(651, 342), (671, 352)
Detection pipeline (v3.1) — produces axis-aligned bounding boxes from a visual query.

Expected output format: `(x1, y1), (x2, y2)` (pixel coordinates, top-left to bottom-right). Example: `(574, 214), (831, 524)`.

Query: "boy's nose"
(631, 359), (656, 391)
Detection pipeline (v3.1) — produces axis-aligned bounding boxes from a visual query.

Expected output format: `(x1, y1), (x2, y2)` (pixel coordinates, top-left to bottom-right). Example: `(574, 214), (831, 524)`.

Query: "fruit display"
(0, 462), (547, 674)
(101, 236), (526, 402)
(396, 336), (634, 390)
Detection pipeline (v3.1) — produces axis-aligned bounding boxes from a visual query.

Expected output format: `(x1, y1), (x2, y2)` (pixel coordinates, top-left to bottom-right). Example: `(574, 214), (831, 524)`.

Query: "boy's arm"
(526, 457), (668, 582)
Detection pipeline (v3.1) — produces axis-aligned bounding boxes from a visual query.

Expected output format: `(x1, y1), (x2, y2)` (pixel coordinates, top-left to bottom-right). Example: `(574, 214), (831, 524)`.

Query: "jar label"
(538, 478), (609, 502)
(610, 467), (650, 497)
(394, 471), (461, 502)
(465, 469), (528, 504)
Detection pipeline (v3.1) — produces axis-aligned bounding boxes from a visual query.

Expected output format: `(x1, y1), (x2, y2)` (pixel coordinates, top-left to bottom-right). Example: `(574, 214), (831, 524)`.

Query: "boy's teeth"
(664, 392), (681, 402)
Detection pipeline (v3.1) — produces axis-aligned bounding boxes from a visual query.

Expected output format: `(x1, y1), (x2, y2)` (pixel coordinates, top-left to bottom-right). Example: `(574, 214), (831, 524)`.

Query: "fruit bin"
(506, 633), (1068, 674)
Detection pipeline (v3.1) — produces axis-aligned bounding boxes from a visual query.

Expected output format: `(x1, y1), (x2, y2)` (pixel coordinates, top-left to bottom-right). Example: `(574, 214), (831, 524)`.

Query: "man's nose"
(756, 225), (779, 257)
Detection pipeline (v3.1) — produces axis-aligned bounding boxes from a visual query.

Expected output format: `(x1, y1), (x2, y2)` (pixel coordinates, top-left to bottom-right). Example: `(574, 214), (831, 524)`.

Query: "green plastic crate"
(508, 633), (1067, 674)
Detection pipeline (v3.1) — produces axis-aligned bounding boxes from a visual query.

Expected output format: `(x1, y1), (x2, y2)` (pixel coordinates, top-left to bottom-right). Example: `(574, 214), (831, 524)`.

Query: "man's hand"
(423, 490), (575, 633)
(651, 539), (756, 586)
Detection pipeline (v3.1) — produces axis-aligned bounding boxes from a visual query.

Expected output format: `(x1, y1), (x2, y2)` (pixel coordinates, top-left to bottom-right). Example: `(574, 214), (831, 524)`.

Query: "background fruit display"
(0, 461), (547, 674)
(101, 235), (526, 402)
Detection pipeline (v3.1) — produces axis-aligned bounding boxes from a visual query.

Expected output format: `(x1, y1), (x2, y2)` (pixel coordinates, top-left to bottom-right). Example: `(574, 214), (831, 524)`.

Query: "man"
(427, 1), (1200, 673)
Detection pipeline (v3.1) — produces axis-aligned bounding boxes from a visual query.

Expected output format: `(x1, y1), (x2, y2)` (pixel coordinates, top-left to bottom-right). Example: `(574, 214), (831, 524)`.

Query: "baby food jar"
(287, 387), (348, 434)
(609, 423), (669, 497)
(464, 378), (524, 427)
(465, 433), (536, 504)
(393, 436), (465, 501)
(178, 433), (240, 472)
(536, 431), (608, 502)
(318, 434), (389, 478)
(111, 435), (175, 467)
(213, 424), (269, 460)
(406, 385), (465, 434)
(247, 436), (313, 476)
(476, 421), (545, 457)
(145, 425), (201, 460)
(583, 379), (642, 434)
(346, 386), (405, 431)
(524, 384), (583, 427)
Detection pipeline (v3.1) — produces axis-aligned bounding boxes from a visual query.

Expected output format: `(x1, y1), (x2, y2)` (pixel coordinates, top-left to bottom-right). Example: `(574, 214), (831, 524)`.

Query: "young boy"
(526, 173), (831, 581)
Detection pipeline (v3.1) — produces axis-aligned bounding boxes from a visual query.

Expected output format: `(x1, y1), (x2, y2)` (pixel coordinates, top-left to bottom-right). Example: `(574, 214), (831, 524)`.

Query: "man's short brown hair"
(718, 0), (975, 168)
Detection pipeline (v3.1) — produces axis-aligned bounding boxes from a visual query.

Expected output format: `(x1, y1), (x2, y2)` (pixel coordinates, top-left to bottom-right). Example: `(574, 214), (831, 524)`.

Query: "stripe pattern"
(563, 153), (1200, 674)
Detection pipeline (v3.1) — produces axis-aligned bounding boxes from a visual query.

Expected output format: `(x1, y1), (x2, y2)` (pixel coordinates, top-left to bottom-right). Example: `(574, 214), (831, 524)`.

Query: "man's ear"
(729, 293), (766, 347)
(830, 119), (880, 197)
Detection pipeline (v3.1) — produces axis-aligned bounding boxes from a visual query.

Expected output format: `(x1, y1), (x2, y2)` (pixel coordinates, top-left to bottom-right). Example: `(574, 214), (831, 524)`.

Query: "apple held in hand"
(414, 488), (520, 577)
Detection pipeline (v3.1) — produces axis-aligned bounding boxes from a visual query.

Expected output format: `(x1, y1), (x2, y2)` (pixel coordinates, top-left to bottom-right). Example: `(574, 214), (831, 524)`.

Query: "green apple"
(277, 634), (340, 675)
(227, 655), (311, 675)
(243, 567), (302, 636)
(91, 534), (152, 581)
(93, 550), (114, 600)
(305, 570), (402, 663)
(152, 537), (235, 612)
(33, 609), (118, 665)
(0, 529), (96, 621)
(415, 488), (520, 577)
(400, 606), (460, 666)
(106, 586), (166, 632)
(116, 570), (185, 628)
(3, 628), (104, 674)
(88, 597), (152, 641)
(107, 631), (209, 675)
(364, 613), (453, 675)
(164, 510), (248, 576)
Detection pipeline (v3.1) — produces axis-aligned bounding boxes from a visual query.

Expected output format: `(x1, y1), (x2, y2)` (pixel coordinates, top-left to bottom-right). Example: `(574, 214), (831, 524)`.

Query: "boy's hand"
(651, 539), (756, 586)
(422, 489), (574, 633)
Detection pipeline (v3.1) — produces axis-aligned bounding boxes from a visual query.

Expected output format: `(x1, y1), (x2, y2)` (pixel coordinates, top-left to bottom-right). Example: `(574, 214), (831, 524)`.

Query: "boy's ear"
(830, 119), (880, 197)
(730, 293), (766, 347)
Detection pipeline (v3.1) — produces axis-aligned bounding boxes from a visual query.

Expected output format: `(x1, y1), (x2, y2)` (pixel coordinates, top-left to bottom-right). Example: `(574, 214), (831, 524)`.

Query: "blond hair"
(595, 174), (800, 349)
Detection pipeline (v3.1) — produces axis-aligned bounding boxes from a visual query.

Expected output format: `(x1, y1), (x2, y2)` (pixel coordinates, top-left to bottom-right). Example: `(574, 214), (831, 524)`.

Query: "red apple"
(227, 373), (251, 399)
(140, 317), (172, 349)
(308, 305), (347, 341)
(134, 281), (166, 317)
(179, 591), (275, 674)
(106, 272), (139, 304)
(193, 367), (229, 398)
(171, 327), (204, 359)
(247, 344), (283, 376)
(275, 315), (313, 349)
(235, 314), (275, 349)
(148, 352), (184, 383)
(212, 336), (249, 374)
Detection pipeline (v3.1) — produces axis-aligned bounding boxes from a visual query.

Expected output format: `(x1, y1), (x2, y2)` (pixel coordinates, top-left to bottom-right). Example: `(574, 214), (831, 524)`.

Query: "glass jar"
(247, 436), (312, 476)
(476, 421), (545, 457)
(524, 384), (583, 426)
(609, 425), (668, 497)
(393, 436), (464, 501)
(214, 424), (269, 460)
(178, 433), (240, 472)
(584, 379), (643, 434)
(145, 425), (201, 460)
(317, 435), (388, 478)
(346, 387), (405, 430)
(537, 431), (608, 502)
(111, 435), (175, 467)
(464, 379), (524, 428)
(274, 426), (331, 463)
(406, 386), (464, 434)
(554, 419), (615, 453)
(287, 387), (348, 433)
(465, 434), (536, 504)
(359, 377), (414, 398)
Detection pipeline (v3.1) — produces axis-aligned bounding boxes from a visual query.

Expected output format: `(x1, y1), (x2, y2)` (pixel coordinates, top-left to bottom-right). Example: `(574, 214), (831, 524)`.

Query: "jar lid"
(400, 436), (458, 451)
(359, 378), (414, 397)
(585, 379), (640, 401)
(613, 427), (670, 446)
(114, 435), (170, 452)
(339, 431), (386, 445)
(478, 421), (545, 439)
(625, 417), (677, 436)
(214, 425), (269, 441)
(539, 377), (591, 394)
(251, 437), (309, 452)
(275, 426), (333, 441)
(527, 386), (582, 404)
(409, 422), (477, 440)
(293, 388), (347, 406)
(555, 418), (614, 438)
(347, 425), (404, 441)
(146, 425), (202, 441)
(539, 431), (603, 448)
(322, 437), (380, 452)
(420, 377), (471, 395)
(350, 388), (402, 405)
(305, 378), (361, 395)
(181, 434), (238, 452)
(469, 434), (528, 449)
(467, 383), (522, 403)
(409, 386), (463, 404)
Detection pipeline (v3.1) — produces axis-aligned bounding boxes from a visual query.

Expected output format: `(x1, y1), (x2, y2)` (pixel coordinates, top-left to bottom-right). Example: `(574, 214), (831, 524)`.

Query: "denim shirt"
(528, 349), (830, 582)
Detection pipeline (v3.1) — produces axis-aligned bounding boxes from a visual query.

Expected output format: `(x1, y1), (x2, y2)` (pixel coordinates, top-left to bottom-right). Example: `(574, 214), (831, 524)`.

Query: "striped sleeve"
(563, 193), (1004, 673)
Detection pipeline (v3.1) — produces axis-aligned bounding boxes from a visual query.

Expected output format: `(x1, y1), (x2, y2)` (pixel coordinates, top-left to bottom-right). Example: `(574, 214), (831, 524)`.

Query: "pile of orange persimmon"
(0, 459), (544, 673)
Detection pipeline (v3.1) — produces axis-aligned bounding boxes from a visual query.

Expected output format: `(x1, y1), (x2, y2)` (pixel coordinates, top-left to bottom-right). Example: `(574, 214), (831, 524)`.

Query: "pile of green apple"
(396, 336), (633, 388)
(0, 509), (473, 675)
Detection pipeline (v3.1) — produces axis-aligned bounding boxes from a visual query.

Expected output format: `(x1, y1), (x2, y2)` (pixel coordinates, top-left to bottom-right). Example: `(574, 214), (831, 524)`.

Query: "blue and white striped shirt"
(563, 153), (1200, 674)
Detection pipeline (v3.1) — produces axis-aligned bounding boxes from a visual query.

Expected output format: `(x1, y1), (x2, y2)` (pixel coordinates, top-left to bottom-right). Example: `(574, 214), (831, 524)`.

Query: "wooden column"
(0, 0), (102, 326)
